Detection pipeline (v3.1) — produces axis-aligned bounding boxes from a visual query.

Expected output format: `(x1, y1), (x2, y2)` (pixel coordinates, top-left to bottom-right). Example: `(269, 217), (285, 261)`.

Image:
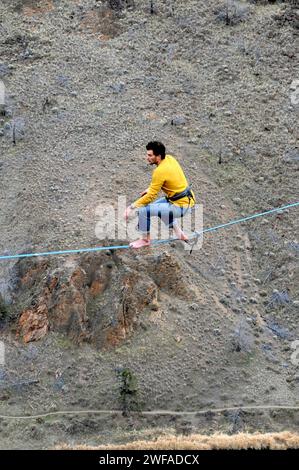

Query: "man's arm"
(132, 170), (164, 208)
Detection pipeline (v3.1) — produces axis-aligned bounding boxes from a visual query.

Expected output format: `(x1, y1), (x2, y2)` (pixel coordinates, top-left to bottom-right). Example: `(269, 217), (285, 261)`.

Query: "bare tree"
(150, 0), (155, 15)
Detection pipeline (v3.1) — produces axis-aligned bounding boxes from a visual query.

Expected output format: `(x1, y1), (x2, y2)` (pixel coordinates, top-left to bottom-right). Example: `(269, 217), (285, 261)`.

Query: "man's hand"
(124, 205), (134, 221)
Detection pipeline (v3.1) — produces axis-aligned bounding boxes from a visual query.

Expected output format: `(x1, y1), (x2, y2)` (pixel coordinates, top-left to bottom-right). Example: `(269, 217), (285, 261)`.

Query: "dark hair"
(146, 141), (166, 159)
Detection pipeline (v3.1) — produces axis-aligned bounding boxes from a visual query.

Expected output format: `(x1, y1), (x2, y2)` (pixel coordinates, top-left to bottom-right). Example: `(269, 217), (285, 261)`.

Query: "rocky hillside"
(0, 0), (298, 449)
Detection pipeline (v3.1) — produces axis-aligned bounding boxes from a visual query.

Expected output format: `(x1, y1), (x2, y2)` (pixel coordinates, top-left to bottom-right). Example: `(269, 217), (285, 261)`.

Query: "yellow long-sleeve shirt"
(133, 154), (195, 208)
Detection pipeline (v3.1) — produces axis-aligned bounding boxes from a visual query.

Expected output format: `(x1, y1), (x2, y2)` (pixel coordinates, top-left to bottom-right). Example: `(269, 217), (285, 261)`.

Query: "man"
(124, 141), (195, 249)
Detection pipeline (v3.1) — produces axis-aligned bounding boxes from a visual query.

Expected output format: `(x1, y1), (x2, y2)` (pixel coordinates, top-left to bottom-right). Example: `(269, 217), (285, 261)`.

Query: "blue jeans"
(137, 197), (190, 234)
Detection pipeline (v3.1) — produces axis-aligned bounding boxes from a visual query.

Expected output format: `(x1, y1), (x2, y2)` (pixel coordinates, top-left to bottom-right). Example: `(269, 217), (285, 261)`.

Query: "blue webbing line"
(0, 201), (298, 261)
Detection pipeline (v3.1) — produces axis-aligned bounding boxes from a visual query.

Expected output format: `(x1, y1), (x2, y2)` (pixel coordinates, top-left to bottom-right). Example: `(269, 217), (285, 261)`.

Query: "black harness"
(166, 186), (195, 208)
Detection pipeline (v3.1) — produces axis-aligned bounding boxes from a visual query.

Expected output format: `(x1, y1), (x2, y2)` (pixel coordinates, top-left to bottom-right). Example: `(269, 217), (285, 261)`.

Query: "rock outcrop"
(12, 249), (191, 348)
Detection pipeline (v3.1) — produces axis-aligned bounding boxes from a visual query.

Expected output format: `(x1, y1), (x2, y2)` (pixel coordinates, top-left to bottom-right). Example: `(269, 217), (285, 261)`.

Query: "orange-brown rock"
(14, 250), (161, 349)
(18, 304), (49, 343)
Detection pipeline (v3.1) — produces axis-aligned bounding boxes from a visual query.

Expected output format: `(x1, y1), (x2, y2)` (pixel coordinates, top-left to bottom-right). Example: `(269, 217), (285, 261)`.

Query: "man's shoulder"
(155, 155), (172, 169)
(166, 154), (176, 161)
(163, 154), (178, 166)
(153, 155), (177, 176)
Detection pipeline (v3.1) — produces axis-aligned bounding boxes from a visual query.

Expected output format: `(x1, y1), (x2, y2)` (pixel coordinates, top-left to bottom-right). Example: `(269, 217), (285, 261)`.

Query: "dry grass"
(57, 431), (299, 450)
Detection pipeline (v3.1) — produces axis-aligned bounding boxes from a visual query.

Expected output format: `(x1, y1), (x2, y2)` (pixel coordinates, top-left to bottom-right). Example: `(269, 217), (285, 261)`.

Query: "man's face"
(146, 150), (159, 165)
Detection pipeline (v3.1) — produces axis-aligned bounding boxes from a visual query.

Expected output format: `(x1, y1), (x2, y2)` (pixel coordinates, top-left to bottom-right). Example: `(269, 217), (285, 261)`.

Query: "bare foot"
(173, 225), (189, 242)
(129, 239), (151, 249)
(179, 234), (189, 242)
